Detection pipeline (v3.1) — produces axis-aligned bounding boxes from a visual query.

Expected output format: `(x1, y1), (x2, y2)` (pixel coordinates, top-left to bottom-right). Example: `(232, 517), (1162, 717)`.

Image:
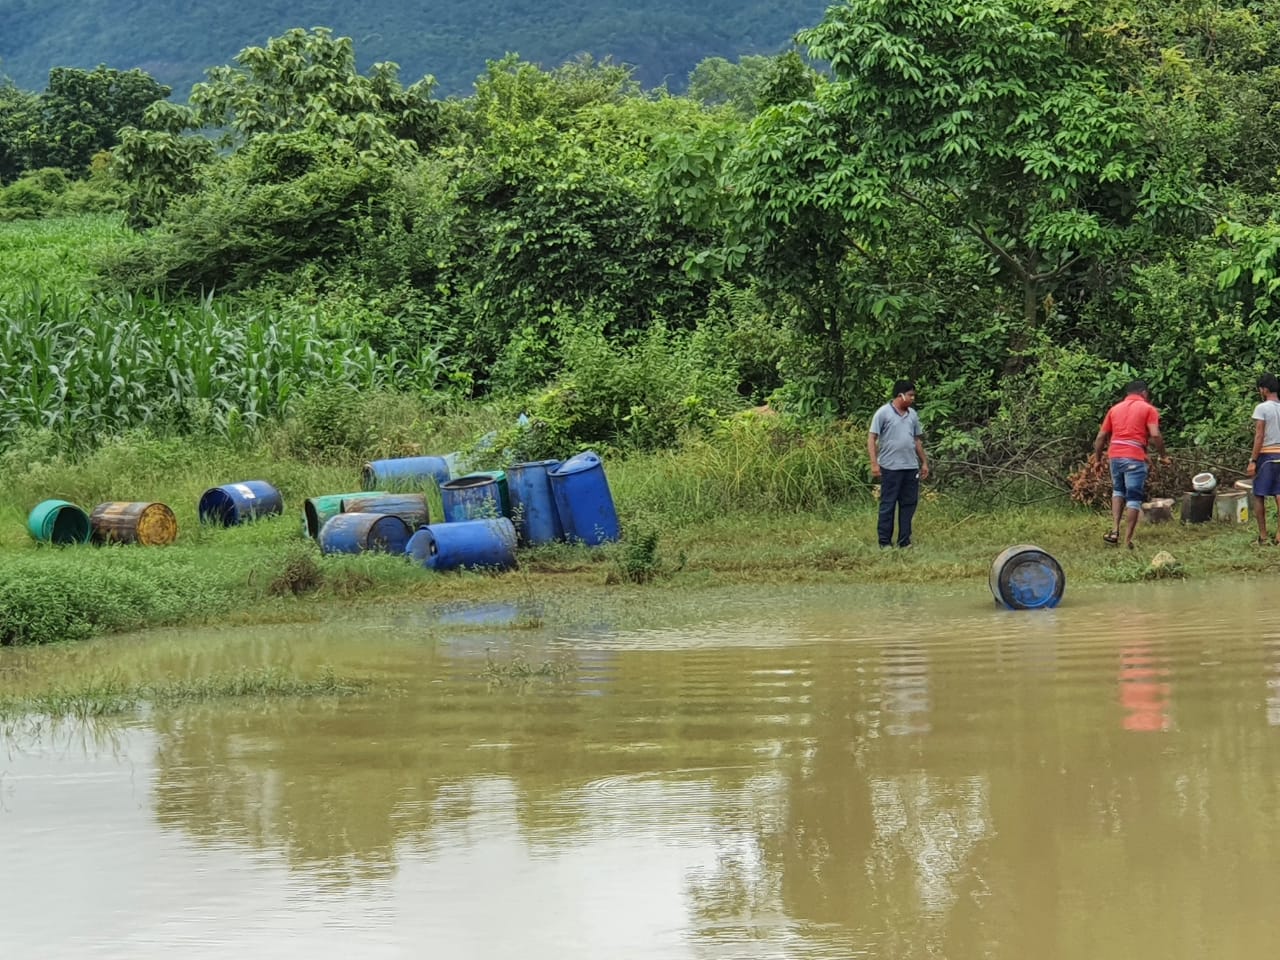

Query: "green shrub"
(503, 317), (743, 457)
(0, 550), (233, 645)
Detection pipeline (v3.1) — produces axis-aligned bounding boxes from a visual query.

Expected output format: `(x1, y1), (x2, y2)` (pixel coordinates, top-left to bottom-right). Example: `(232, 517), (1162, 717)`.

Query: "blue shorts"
(1110, 458), (1149, 510)
(1254, 453), (1280, 497)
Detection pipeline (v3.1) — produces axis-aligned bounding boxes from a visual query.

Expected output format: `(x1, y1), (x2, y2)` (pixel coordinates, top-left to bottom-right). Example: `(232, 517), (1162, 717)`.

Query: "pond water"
(3, 578), (1280, 959)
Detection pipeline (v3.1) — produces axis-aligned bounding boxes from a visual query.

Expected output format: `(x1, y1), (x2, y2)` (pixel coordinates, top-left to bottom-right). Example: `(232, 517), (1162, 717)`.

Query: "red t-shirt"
(1102, 394), (1159, 461)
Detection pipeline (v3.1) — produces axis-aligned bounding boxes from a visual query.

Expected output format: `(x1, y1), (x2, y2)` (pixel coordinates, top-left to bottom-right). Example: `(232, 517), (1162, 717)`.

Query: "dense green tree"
(687, 55), (775, 116)
(186, 27), (441, 155)
(795, 0), (1156, 340)
(31, 65), (172, 172)
(0, 77), (38, 183)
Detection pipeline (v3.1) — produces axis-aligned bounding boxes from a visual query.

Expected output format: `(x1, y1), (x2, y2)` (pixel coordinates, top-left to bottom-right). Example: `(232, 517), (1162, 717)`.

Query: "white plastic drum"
(989, 544), (1065, 610)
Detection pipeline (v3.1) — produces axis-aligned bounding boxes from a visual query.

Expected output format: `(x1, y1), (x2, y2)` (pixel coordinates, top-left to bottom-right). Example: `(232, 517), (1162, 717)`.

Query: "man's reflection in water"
(1266, 637), (1280, 726)
(1119, 640), (1172, 732)
(881, 641), (931, 736)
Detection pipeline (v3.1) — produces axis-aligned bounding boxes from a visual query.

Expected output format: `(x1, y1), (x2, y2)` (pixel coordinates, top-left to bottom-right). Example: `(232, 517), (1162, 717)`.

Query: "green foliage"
(104, 134), (395, 291)
(32, 65), (172, 172)
(614, 414), (871, 522)
(0, 549), (233, 645)
(687, 55), (775, 116)
(0, 290), (444, 447)
(187, 28), (441, 154)
(506, 318), (742, 456)
(612, 525), (663, 583)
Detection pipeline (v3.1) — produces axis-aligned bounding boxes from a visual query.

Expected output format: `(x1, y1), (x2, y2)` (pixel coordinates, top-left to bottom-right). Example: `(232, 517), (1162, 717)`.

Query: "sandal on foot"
(1103, 531), (1119, 545)
(1252, 536), (1270, 547)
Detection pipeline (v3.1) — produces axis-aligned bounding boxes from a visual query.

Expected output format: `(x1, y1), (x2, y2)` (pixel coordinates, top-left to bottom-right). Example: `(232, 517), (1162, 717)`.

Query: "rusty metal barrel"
(90, 501), (178, 546)
(340, 492), (430, 529)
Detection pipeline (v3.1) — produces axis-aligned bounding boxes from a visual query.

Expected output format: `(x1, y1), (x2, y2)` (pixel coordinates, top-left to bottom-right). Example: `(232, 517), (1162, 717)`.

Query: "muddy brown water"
(3, 579), (1280, 959)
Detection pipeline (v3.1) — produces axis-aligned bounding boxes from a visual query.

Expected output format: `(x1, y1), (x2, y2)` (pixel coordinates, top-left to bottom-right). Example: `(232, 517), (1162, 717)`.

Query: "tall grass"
(611, 416), (871, 522)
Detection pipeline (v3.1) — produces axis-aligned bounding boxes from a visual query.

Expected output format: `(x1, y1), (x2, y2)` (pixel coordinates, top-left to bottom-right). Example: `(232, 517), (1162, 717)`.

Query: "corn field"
(0, 289), (447, 446)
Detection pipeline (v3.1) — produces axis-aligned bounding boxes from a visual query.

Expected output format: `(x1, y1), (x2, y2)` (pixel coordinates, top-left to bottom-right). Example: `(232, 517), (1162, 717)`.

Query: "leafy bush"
(502, 317), (742, 457)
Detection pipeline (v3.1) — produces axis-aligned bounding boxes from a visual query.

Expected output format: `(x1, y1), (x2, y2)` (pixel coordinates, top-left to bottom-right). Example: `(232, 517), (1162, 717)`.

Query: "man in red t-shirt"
(1092, 380), (1170, 549)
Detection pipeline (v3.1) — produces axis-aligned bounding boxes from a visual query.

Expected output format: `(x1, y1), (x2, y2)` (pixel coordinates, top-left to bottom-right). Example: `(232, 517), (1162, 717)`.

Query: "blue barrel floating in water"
(361, 456), (451, 492)
(405, 518), (518, 571)
(27, 499), (92, 545)
(507, 459), (564, 545)
(198, 481), (283, 526)
(318, 512), (414, 556)
(990, 544), (1065, 610)
(439, 473), (508, 522)
(303, 491), (385, 540)
(548, 451), (620, 545)
(340, 493), (430, 529)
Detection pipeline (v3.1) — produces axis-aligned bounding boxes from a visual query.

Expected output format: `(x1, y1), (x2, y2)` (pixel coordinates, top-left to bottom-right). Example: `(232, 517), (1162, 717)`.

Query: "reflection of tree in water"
(144, 621), (1280, 952)
(686, 641), (997, 958)
(148, 646), (782, 887)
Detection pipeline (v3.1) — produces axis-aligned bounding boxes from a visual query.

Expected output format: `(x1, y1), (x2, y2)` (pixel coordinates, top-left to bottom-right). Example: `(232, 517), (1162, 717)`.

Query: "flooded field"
(3, 579), (1280, 959)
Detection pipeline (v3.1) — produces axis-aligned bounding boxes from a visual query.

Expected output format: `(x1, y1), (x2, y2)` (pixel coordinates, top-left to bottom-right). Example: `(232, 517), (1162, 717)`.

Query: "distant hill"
(0, 0), (832, 97)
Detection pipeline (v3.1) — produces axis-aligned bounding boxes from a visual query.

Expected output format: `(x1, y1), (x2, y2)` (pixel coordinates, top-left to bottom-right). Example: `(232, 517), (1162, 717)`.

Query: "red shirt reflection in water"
(1119, 643), (1171, 732)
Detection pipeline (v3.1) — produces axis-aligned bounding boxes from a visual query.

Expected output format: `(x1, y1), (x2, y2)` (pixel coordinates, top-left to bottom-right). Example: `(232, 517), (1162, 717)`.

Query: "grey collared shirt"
(870, 402), (922, 470)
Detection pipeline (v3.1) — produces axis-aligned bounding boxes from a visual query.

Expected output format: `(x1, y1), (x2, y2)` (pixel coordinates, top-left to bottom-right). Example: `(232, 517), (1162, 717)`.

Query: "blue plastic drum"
(507, 459), (563, 545)
(405, 518), (518, 571)
(361, 456), (451, 491)
(990, 544), (1065, 610)
(548, 451), (619, 545)
(318, 512), (414, 556)
(439, 473), (508, 523)
(198, 481), (284, 526)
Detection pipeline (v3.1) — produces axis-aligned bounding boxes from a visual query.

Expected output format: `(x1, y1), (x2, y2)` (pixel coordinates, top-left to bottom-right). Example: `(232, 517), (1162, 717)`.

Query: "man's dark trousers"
(878, 468), (919, 547)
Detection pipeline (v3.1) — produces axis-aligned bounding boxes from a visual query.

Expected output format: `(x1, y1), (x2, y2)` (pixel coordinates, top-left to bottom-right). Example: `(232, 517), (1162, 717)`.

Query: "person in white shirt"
(1246, 372), (1280, 545)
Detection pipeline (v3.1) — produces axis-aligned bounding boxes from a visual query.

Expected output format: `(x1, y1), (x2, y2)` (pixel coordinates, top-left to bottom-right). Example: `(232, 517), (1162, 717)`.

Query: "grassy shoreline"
(3, 487), (1272, 640)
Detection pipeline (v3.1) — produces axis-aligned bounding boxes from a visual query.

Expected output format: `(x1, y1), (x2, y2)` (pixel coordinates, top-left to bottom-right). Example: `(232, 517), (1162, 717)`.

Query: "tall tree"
(0, 76), (38, 183)
(795, 0), (1153, 340)
(34, 65), (171, 171)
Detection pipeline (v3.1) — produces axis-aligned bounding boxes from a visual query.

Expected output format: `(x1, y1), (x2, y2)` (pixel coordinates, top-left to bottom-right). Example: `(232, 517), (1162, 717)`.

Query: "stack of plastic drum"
(199, 481), (284, 526)
(406, 518), (517, 571)
(548, 451), (619, 545)
(361, 456), (451, 491)
(507, 459), (564, 545)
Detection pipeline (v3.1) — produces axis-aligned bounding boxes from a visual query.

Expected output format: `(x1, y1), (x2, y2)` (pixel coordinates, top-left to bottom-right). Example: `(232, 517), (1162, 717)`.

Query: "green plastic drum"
(27, 499), (92, 545)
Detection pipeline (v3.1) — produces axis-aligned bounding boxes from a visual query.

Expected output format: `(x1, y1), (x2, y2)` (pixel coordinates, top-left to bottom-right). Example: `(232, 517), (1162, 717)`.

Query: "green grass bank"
(2, 425), (1273, 648)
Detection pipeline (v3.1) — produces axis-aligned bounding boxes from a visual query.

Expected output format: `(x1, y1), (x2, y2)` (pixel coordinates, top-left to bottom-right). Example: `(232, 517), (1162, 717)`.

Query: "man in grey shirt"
(868, 379), (930, 548)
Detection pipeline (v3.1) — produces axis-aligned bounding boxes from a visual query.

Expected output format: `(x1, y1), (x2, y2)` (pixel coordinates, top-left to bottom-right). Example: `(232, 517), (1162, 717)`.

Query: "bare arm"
(915, 436), (929, 481)
(1147, 421), (1169, 460)
(1092, 429), (1110, 460)
(1249, 418), (1265, 477)
(867, 432), (881, 477)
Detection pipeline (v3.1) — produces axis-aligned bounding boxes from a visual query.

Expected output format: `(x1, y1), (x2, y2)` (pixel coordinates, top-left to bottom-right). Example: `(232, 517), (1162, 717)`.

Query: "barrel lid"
(550, 451), (601, 476)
